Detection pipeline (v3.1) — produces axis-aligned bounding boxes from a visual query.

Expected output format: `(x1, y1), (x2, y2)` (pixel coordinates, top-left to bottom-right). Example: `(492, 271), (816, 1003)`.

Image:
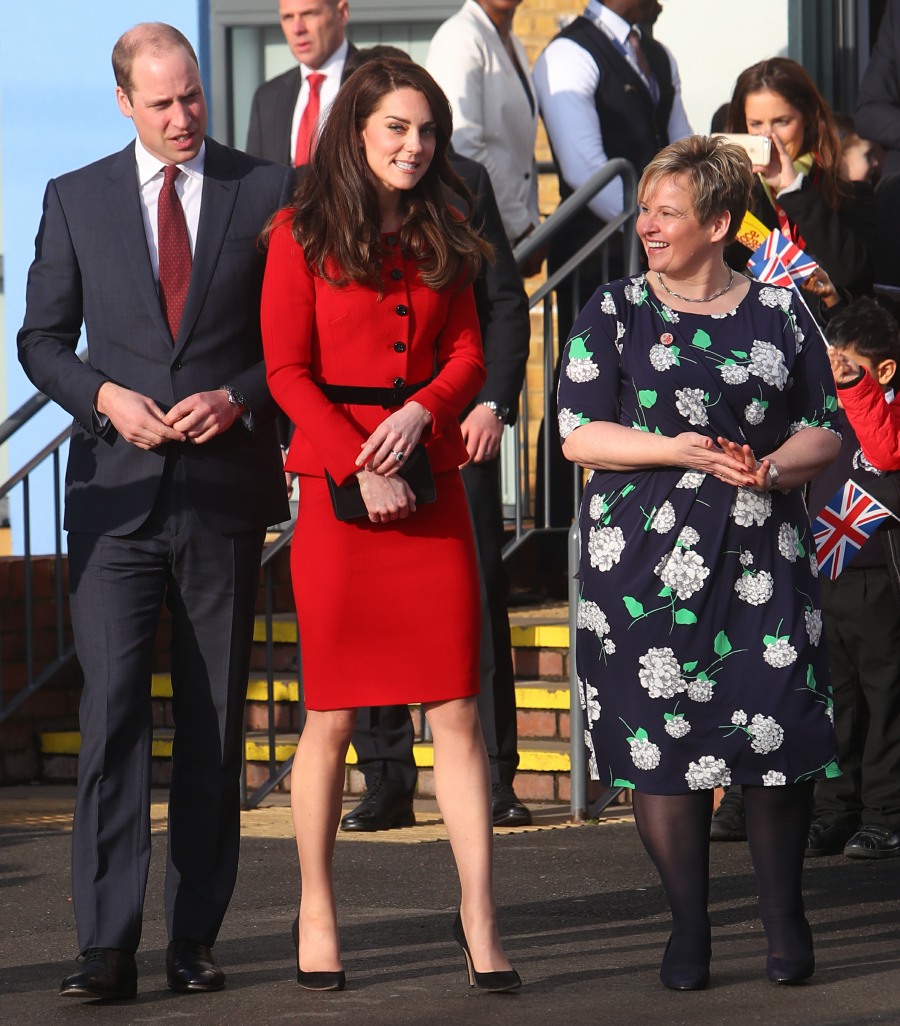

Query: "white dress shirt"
(427, 0), (539, 241)
(289, 38), (349, 151)
(134, 137), (205, 285)
(533, 0), (692, 223)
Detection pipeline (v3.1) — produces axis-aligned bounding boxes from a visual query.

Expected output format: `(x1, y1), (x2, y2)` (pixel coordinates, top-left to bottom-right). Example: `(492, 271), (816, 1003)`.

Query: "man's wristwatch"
(478, 400), (510, 423)
(220, 385), (247, 415)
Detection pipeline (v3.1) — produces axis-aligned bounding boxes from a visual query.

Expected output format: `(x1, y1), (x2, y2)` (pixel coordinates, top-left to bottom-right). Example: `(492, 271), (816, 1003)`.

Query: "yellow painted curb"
(515, 685), (570, 710)
(509, 623), (569, 648)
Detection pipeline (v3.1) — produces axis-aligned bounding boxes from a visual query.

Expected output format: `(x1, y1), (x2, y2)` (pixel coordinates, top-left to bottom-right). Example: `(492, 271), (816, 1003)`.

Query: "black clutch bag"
(324, 444), (436, 521)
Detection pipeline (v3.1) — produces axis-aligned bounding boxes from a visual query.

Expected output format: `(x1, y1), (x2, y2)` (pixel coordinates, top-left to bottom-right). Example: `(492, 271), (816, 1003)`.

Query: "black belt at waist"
(317, 379), (431, 408)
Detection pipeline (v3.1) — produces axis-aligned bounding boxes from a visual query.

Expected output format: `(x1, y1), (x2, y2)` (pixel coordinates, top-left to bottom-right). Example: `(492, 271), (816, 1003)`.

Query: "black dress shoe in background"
(843, 825), (900, 859)
(166, 939), (225, 992)
(805, 819), (856, 858)
(340, 777), (416, 832)
(491, 784), (532, 827)
(59, 948), (137, 1000)
(709, 790), (746, 841)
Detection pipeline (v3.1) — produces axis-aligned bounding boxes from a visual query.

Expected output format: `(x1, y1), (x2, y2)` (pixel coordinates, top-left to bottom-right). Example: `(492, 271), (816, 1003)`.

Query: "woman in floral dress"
(558, 136), (840, 990)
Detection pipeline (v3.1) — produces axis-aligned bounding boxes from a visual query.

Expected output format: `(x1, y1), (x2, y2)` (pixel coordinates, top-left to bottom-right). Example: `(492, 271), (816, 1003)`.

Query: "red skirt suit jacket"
(261, 214), (486, 481)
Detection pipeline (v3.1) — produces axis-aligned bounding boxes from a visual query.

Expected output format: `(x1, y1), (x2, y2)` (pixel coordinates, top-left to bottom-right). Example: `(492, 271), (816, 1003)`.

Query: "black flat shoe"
(764, 917), (814, 984)
(340, 778), (416, 832)
(59, 948), (137, 1001)
(491, 784), (532, 828)
(843, 825), (900, 859)
(291, 915), (346, 991)
(166, 939), (225, 992)
(451, 911), (521, 993)
(805, 819), (856, 858)
(659, 932), (711, 991)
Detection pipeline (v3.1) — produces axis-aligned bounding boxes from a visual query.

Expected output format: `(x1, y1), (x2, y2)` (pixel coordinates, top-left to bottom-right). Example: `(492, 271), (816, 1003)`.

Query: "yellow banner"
(736, 210), (771, 252)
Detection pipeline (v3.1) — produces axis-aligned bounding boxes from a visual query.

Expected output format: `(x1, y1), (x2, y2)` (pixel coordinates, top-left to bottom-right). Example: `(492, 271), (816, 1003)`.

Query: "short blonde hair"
(638, 135), (753, 243)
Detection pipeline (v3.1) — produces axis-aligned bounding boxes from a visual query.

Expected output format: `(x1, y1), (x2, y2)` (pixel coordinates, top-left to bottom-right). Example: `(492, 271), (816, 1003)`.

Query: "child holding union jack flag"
(804, 298), (900, 860)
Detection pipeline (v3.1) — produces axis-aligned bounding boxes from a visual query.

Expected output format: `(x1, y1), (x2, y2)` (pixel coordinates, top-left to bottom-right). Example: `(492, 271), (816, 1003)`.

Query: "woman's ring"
(392, 450), (405, 462)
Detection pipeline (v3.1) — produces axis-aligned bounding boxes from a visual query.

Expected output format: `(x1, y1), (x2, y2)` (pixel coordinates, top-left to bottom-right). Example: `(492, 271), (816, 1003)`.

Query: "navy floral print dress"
(557, 275), (840, 794)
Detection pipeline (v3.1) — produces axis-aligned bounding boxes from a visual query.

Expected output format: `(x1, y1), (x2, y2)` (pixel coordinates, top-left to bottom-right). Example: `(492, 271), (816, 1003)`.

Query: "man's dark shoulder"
(251, 65), (300, 103)
(50, 144), (133, 192)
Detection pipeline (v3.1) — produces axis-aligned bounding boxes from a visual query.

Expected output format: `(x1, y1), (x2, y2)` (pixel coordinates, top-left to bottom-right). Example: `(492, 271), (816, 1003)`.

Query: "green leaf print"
(763, 634), (778, 646)
(569, 332), (593, 361)
(798, 538), (806, 557)
(824, 760), (841, 779)
(713, 631), (732, 656)
(638, 390), (658, 408)
(692, 329), (712, 350)
(824, 395), (838, 411)
(674, 609), (698, 625)
(623, 596), (644, 617)
(635, 727), (649, 741)
(658, 586), (673, 598)
(731, 350), (748, 358)
(621, 483), (636, 497)
(683, 660), (698, 672)
(806, 665), (816, 689)
(613, 778), (636, 789)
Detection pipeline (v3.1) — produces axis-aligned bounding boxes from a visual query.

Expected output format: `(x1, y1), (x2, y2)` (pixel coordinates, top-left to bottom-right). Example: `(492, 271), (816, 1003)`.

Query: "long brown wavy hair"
(284, 56), (491, 291)
(727, 57), (846, 209)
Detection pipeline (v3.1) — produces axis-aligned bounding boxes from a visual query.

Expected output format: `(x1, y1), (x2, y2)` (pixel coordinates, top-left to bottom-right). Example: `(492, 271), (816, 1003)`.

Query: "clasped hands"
(354, 401), (433, 524)
(675, 432), (775, 491)
(96, 382), (242, 450)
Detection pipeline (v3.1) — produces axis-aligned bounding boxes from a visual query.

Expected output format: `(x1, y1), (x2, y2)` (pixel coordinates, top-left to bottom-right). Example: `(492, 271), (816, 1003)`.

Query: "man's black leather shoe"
(805, 819), (856, 858)
(166, 939), (225, 992)
(340, 778), (416, 832)
(843, 825), (900, 859)
(492, 784), (532, 827)
(59, 948), (137, 1000)
(709, 790), (746, 841)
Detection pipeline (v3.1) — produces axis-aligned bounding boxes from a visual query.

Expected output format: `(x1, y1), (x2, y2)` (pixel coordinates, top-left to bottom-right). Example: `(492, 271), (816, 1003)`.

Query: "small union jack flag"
(747, 230), (818, 287)
(813, 480), (896, 580)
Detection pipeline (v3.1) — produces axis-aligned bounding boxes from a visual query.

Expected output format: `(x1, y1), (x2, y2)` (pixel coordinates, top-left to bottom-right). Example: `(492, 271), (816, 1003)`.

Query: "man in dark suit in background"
(245, 0), (354, 164)
(336, 47), (534, 832)
(18, 23), (290, 1001)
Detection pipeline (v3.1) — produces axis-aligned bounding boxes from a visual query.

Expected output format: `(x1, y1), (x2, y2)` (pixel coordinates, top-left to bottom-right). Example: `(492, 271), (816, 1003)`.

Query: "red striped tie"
(293, 72), (326, 166)
(157, 164), (192, 341)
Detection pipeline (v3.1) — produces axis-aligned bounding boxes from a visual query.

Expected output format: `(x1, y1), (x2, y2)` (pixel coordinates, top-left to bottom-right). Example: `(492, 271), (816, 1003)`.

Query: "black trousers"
(814, 566), (900, 831)
(350, 457), (519, 793)
(67, 454), (265, 953)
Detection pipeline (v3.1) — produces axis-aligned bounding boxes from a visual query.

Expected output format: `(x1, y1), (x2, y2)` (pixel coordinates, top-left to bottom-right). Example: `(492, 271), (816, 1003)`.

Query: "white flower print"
(665, 716), (691, 739)
(566, 358), (600, 383)
(778, 523), (800, 562)
(660, 304), (680, 323)
(587, 525), (626, 571)
(748, 713), (784, 754)
(744, 400), (766, 426)
(577, 600), (610, 637)
(734, 569), (774, 605)
(792, 317), (805, 353)
(588, 493), (606, 520)
(687, 680), (714, 702)
(763, 637), (798, 668)
(677, 526), (700, 548)
(603, 639), (616, 655)
(720, 363), (750, 385)
(624, 277), (646, 305)
(675, 387), (709, 426)
(584, 729), (599, 780)
(677, 470), (707, 489)
(654, 547), (711, 600)
(748, 339), (789, 390)
(578, 676), (601, 725)
(638, 647), (687, 699)
(809, 551), (819, 579)
(629, 736), (662, 770)
(739, 550), (754, 567)
(731, 710), (748, 726)
(616, 320), (625, 341)
(758, 286), (792, 311)
(650, 501), (676, 534)
(650, 343), (678, 371)
(558, 408), (584, 439)
(826, 704), (834, 725)
(600, 291), (617, 315)
(685, 755), (731, 790)
(762, 770), (787, 786)
(731, 487), (772, 527)
(805, 608), (822, 646)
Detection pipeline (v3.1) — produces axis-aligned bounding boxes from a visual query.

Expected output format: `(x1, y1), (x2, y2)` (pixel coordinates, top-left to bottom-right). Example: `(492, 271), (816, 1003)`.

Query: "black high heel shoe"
(764, 917), (814, 984)
(659, 930), (711, 991)
(291, 915), (346, 991)
(451, 911), (521, 993)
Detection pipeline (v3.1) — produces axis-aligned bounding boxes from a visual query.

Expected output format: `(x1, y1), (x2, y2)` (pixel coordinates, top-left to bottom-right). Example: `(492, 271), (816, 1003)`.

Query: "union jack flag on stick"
(747, 230), (818, 287)
(813, 479), (899, 580)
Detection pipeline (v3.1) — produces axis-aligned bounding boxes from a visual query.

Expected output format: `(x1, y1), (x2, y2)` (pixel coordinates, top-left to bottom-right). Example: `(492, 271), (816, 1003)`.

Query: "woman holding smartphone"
(726, 57), (875, 310)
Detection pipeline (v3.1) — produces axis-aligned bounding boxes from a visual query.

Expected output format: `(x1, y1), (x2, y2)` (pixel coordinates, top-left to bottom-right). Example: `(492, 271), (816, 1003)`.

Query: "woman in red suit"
(261, 57), (520, 993)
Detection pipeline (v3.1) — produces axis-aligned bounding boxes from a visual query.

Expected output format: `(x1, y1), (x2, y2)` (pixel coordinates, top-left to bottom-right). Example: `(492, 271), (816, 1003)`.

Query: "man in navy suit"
(18, 22), (290, 1001)
(245, 0), (354, 164)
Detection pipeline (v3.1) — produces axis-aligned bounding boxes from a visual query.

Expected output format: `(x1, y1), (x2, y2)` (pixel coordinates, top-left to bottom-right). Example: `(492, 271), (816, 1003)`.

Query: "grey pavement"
(1, 787), (898, 1026)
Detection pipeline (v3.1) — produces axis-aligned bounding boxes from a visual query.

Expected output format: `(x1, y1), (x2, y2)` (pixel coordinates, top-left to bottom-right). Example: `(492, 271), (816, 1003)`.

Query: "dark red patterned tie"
(293, 72), (326, 166)
(158, 164), (192, 341)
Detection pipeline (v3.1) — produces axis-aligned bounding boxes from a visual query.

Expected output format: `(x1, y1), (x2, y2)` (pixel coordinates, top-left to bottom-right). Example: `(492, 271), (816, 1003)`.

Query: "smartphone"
(714, 133), (772, 166)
